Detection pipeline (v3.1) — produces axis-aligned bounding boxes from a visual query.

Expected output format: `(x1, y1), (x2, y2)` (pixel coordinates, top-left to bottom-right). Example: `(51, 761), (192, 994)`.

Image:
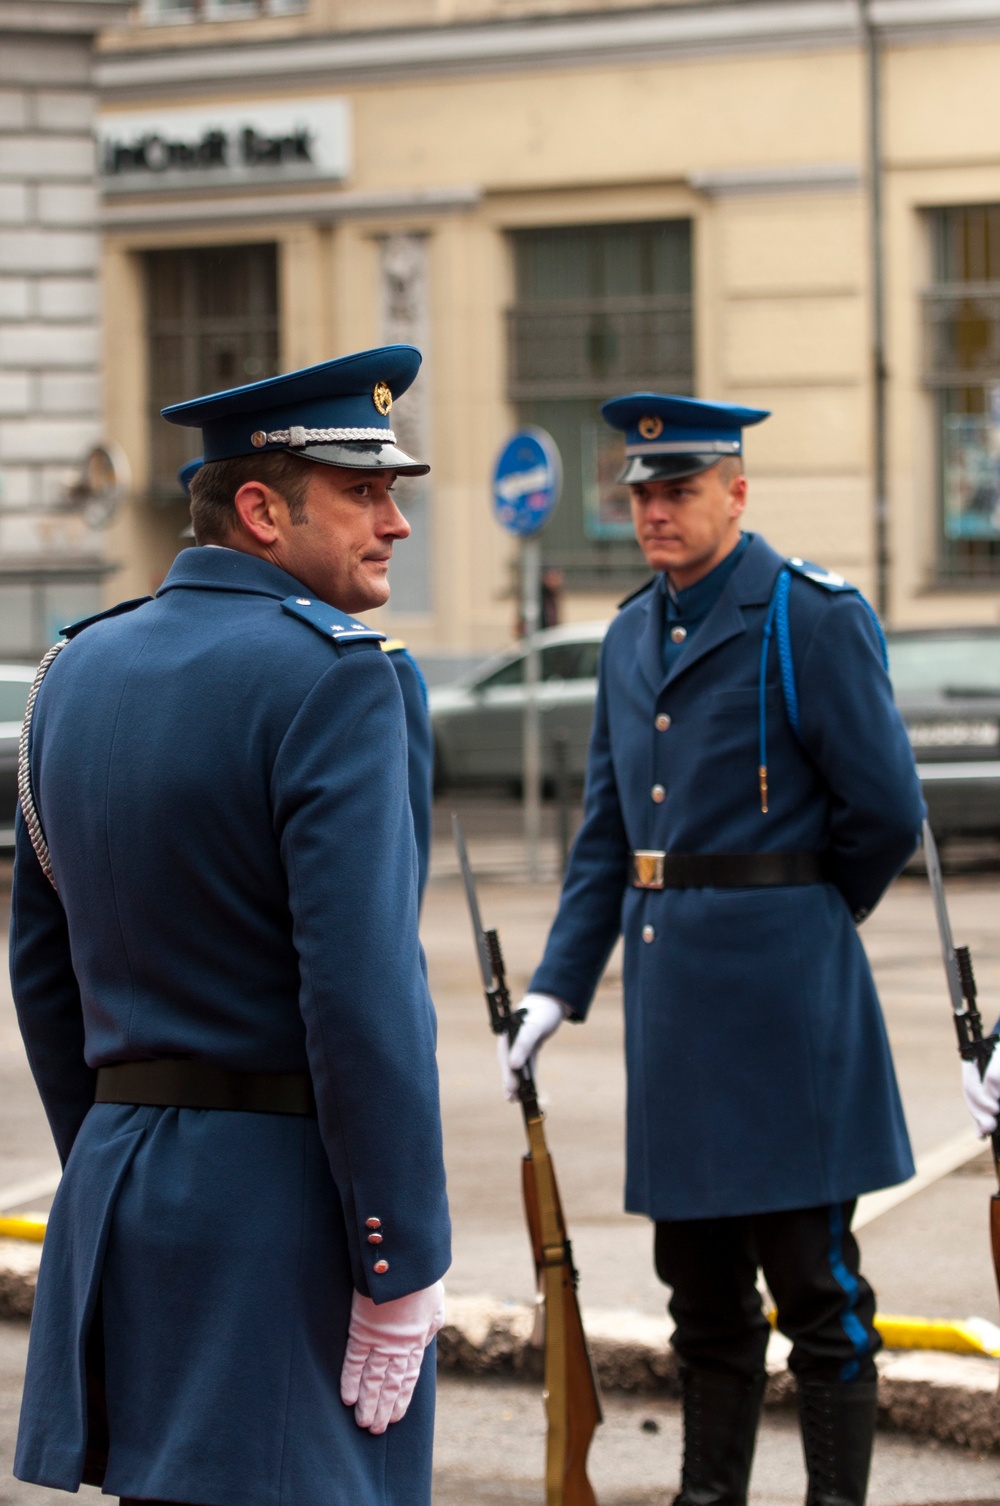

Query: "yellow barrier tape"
(767, 1306), (1000, 1359)
(0, 1213), (47, 1243)
(875, 1315), (1000, 1359)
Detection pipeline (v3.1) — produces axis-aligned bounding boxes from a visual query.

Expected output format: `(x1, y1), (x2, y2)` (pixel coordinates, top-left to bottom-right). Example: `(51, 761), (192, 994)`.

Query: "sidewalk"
(1, 807), (998, 1501)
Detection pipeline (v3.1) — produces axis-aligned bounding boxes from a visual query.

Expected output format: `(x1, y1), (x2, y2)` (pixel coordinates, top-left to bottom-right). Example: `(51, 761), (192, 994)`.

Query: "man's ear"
(728, 473), (749, 520)
(233, 481), (285, 545)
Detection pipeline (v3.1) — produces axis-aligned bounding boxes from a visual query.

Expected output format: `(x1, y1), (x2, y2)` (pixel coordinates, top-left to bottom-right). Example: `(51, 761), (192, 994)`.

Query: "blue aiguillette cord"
(758, 568), (795, 814)
(759, 564), (887, 817)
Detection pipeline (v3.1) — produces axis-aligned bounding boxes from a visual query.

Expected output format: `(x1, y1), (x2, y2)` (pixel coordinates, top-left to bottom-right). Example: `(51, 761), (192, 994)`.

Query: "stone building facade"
(0, 0), (125, 658)
(94, 0), (1000, 661)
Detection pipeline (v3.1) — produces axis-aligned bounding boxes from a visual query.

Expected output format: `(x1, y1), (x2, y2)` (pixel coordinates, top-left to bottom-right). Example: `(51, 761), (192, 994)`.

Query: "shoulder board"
(381, 641), (429, 708)
(617, 576), (657, 611)
(280, 595), (386, 648)
(784, 558), (858, 594)
(61, 595), (152, 640)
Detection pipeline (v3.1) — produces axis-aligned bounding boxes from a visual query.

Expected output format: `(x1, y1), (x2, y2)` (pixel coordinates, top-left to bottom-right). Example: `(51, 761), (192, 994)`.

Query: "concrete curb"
(1, 1253), (996, 1453)
(436, 1297), (1000, 1456)
(0, 1240), (39, 1321)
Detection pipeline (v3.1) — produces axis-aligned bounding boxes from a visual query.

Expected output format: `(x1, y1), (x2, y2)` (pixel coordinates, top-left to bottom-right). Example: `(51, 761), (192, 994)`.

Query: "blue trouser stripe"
(827, 1203), (870, 1382)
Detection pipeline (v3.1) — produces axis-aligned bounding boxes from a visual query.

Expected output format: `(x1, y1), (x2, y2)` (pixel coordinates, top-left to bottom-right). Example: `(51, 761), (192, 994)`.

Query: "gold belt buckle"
(632, 850), (665, 889)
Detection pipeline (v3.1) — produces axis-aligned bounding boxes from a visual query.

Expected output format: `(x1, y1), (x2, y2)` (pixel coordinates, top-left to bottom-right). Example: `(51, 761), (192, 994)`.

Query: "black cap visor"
(618, 452), (727, 485)
(285, 440), (429, 477)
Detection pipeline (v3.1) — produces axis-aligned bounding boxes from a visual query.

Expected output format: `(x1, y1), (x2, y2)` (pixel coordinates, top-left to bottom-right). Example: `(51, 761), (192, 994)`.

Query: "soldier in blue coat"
(178, 458), (434, 910)
(500, 395), (925, 1506)
(11, 345), (451, 1506)
(380, 638), (434, 907)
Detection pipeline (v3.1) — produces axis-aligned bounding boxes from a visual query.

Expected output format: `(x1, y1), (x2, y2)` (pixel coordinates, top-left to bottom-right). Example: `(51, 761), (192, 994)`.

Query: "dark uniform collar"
(665, 532), (751, 621)
(157, 545), (314, 603)
(636, 533), (786, 696)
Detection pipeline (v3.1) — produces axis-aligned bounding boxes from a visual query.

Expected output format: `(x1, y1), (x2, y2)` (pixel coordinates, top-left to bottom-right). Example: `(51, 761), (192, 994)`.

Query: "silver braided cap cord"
(17, 639), (66, 891)
(253, 426), (396, 448)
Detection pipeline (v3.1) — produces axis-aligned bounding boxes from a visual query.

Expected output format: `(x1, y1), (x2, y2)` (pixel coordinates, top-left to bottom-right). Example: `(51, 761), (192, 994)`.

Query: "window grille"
(508, 221), (693, 590)
(145, 244), (279, 499)
(924, 206), (1000, 581)
(509, 295), (693, 402)
(140, 0), (305, 23)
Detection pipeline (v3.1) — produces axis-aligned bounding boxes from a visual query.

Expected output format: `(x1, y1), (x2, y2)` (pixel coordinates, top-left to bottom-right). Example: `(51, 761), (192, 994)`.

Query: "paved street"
(1, 800), (999, 1503)
(429, 800), (1000, 1325)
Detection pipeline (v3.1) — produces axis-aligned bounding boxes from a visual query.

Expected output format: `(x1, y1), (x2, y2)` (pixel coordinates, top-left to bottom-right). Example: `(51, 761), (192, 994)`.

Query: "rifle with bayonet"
(453, 814), (602, 1506)
(922, 818), (1000, 1310)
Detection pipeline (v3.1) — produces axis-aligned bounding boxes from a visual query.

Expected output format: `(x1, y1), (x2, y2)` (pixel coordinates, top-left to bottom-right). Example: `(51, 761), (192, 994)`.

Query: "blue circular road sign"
(492, 428), (562, 537)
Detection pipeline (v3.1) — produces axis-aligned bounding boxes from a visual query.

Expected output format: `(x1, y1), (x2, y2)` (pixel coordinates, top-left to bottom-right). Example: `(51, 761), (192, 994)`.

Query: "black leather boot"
(797, 1379), (878, 1506)
(672, 1365), (766, 1506)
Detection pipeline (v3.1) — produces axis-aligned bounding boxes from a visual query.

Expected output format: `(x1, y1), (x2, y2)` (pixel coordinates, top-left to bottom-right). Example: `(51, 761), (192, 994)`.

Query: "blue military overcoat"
(383, 643), (433, 908)
(11, 546), (451, 1506)
(532, 532), (924, 1222)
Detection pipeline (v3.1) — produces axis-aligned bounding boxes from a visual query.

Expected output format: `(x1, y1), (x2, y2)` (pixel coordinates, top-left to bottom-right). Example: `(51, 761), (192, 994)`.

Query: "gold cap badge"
(373, 381), (393, 417)
(638, 415), (664, 441)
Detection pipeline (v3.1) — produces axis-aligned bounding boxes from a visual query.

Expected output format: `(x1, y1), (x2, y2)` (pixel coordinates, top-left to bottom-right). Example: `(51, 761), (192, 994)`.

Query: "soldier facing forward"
(501, 394), (926, 1506)
(12, 346), (450, 1506)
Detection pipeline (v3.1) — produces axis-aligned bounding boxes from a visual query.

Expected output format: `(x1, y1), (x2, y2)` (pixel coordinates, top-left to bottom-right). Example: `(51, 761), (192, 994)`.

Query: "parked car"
(887, 626), (1000, 841)
(0, 666), (36, 848)
(431, 620), (1000, 841)
(430, 622), (606, 790)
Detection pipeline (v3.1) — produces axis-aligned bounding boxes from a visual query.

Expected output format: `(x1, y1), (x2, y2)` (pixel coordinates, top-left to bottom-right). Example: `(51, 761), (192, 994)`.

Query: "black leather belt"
(631, 850), (827, 890)
(95, 1060), (316, 1116)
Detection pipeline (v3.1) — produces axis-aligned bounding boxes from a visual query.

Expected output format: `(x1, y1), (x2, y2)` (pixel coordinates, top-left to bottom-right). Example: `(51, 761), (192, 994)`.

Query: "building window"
(925, 205), (1000, 581)
(0, 577), (105, 659)
(140, 0), (305, 22)
(508, 220), (693, 591)
(145, 244), (280, 500)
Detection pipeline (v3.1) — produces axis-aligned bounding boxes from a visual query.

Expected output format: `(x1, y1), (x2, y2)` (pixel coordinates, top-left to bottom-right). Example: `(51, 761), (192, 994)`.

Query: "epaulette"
(617, 576), (657, 610)
(784, 557), (858, 594)
(280, 595), (385, 649)
(382, 639), (429, 708)
(61, 596), (152, 640)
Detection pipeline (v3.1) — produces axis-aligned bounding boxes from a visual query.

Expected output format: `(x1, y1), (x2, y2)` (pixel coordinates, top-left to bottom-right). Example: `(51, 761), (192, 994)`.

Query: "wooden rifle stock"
(452, 815), (601, 1506)
(521, 1117), (602, 1506)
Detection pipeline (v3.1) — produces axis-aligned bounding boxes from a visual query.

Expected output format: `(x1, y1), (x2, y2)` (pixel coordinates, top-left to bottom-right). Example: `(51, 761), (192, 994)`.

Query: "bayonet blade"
(923, 818), (967, 1019)
(452, 813), (496, 992)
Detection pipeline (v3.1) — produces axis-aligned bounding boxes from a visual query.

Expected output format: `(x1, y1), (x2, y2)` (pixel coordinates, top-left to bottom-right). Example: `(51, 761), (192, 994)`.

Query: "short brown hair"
(716, 455), (745, 485)
(189, 451), (314, 544)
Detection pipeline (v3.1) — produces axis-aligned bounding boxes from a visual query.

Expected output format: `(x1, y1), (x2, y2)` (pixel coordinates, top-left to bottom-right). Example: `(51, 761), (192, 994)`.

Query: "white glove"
(962, 1049), (1000, 1138)
(340, 1279), (445, 1434)
(497, 992), (567, 1102)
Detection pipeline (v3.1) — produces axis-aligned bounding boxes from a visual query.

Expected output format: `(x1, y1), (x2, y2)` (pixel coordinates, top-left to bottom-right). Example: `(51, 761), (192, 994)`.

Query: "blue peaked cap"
(602, 392), (770, 483)
(178, 457), (202, 495)
(161, 345), (429, 475)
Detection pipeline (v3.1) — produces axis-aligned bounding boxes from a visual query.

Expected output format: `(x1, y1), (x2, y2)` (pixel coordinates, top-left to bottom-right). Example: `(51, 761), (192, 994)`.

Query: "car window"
(886, 635), (1000, 698)
(477, 657), (524, 690)
(539, 642), (603, 680)
(573, 641), (602, 679)
(0, 678), (31, 723)
(540, 645), (582, 680)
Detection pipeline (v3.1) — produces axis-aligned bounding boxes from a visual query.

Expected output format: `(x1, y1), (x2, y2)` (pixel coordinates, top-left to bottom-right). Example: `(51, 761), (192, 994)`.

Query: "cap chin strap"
(17, 640), (66, 890)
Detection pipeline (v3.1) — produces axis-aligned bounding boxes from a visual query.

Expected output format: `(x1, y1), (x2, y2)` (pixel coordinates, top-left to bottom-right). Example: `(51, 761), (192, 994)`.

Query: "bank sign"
(99, 98), (351, 194)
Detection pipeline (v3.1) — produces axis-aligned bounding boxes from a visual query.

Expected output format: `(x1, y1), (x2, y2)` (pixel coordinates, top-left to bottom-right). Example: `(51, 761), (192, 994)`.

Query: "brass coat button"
(373, 1259), (389, 1274)
(642, 924), (655, 944)
(655, 713), (671, 731)
(670, 626), (687, 644)
(365, 1218), (381, 1229)
(367, 1233), (383, 1244)
(651, 784), (666, 803)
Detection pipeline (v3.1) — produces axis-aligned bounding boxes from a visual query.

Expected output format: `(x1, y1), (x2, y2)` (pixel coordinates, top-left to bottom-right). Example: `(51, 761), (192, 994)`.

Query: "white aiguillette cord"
(17, 640), (66, 890)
